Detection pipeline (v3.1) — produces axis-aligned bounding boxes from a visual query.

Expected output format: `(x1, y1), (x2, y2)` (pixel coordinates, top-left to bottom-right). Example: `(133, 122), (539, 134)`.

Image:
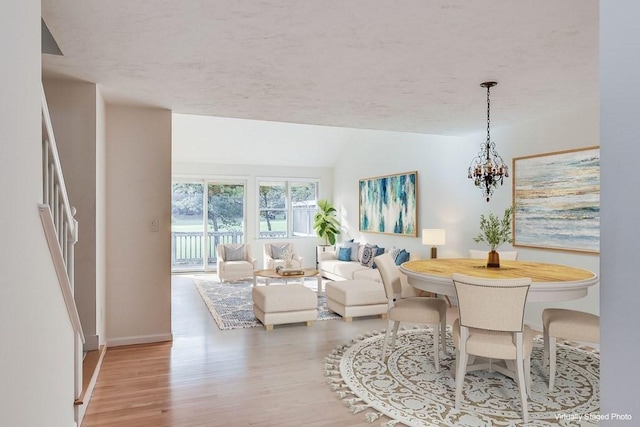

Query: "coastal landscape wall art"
(359, 171), (417, 237)
(512, 147), (600, 253)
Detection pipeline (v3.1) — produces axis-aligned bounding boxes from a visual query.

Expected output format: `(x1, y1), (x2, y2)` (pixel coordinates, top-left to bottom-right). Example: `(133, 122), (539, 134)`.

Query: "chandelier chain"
(468, 81), (508, 202)
(486, 85), (491, 147)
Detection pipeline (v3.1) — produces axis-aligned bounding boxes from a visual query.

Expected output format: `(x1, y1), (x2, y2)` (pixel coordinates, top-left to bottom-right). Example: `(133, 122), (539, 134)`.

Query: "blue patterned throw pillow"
(338, 246), (352, 261)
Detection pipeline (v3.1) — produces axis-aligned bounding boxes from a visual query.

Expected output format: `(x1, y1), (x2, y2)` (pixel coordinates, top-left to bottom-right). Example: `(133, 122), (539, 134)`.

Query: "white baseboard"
(107, 333), (173, 347)
(83, 334), (99, 352)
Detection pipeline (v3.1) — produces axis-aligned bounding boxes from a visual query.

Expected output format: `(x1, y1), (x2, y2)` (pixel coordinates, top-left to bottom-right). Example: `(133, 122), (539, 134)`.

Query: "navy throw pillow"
(338, 246), (352, 261)
(394, 249), (410, 265)
(371, 246), (385, 268)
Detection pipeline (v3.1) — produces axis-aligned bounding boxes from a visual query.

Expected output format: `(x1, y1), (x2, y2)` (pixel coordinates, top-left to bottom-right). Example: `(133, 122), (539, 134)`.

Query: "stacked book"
(276, 266), (305, 276)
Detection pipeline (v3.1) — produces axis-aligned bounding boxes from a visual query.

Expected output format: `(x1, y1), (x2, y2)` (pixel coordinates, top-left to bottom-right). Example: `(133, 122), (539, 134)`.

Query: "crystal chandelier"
(468, 81), (509, 202)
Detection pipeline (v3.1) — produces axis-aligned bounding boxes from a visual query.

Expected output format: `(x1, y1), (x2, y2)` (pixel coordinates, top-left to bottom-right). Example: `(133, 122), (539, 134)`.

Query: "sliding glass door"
(207, 183), (245, 269)
(171, 180), (246, 272)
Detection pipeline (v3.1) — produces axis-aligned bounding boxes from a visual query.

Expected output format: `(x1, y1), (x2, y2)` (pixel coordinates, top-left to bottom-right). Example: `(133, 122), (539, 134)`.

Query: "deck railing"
(171, 230), (288, 267)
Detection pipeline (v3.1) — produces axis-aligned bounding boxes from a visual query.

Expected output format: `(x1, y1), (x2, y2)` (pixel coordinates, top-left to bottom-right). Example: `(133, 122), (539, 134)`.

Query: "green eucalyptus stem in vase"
(473, 206), (514, 268)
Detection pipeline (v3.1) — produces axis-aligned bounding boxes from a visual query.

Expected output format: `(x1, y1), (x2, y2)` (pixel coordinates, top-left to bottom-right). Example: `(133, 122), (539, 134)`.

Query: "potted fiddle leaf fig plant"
(313, 199), (341, 246)
(473, 206), (513, 268)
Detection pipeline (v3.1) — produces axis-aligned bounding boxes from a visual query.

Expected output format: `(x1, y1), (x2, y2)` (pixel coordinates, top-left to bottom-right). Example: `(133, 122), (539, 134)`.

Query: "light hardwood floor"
(84, 275), (461, 426)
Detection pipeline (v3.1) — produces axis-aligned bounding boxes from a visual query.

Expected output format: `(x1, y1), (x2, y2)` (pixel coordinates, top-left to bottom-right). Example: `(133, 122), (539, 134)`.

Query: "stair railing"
(38, 84), (85, 413)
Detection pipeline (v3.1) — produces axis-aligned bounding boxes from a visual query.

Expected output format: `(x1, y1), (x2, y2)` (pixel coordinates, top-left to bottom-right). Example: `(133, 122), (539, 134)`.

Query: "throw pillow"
(224, 245), (244, 261)
(394, 249), (410, 265)
(389, 246), (401, 261)
(371, 246), (385, 268)
(270, 243), (290, 259)
(360, 244), (377, 268)
(337, 246), (352, 261)
(344, 241), (359, 262)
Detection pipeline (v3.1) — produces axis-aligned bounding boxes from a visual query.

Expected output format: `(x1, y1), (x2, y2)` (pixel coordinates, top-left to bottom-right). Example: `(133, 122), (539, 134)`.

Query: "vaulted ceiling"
(42, 0), (598, 136)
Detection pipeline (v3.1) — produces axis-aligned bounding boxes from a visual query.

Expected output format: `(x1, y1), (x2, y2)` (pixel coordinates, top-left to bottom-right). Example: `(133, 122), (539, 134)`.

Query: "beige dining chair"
(542, 308), (600, 390)
(469, 249), (518, 260)
(452, 273), (533, 423)
(375, 253), (447, 372)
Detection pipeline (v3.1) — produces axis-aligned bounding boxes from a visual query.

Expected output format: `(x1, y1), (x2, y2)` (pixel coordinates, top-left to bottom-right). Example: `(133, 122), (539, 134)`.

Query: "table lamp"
(422, 229), (446, 259)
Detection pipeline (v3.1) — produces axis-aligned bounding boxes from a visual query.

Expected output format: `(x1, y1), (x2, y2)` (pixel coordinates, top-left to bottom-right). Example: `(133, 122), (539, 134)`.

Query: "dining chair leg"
(440, 317), (447, 354)
(516, 335), (529, 423)
(432, 324), (440, 372)
(543, 327), (550, 368)
(525, 355), (532, 396)
(382, 319), (394, 358)
(391, 321), (401, 349)
(454, 350), (468, 409)
(516, 358), (529, 423)
(548, 336), (557, 390)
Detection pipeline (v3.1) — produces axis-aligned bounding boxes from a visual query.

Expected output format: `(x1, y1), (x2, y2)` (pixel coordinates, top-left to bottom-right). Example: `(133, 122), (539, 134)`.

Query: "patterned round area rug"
(325, 328), (599, 426)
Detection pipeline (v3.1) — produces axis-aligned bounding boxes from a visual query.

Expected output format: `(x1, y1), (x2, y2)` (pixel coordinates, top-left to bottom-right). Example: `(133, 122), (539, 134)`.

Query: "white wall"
(490, 107), (600, 327)
(106, 105), (172, 346)
(0, 1), (76, 426)
(43, 78), (100, 350)
(600, 0), (640, 418)
(96, 88), (107, 346)
(330, 108), (600, 330)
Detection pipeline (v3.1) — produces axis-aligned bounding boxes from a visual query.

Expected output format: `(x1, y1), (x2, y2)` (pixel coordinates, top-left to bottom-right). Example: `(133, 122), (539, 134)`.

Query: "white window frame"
(257, 177), (318, 239)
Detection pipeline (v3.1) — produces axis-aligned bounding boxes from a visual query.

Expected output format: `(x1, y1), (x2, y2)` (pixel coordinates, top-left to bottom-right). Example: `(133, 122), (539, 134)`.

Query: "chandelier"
(468, 81), (509, 202)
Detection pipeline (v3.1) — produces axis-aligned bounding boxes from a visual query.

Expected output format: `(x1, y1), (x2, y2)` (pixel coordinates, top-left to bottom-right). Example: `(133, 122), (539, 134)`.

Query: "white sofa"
(318, 245), (418, 296)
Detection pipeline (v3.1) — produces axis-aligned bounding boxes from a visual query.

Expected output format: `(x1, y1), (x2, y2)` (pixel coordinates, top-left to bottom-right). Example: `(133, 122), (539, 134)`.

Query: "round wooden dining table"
(400, 259), (599, 302)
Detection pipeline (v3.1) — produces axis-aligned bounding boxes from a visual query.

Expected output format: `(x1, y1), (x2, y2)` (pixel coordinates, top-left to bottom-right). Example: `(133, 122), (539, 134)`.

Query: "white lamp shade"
(422, 229), (446, 246)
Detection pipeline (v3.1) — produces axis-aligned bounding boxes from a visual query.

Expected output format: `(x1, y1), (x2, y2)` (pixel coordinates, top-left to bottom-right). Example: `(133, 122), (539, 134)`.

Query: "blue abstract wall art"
(359, 171), (417, 237)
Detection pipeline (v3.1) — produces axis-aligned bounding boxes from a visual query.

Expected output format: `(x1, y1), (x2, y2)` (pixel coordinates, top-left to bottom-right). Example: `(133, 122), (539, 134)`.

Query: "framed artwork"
(359, 171), (417, 237)
(512, 146), (600, 253)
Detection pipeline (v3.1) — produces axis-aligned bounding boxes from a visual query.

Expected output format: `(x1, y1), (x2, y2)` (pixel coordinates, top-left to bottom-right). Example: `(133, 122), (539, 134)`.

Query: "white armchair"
(217, 244), (256, 282)
(263, 242), (303, 270)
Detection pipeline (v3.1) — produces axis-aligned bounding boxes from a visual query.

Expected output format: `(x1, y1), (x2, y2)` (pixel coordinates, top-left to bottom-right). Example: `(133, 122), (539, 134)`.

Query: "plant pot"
(487, 250), (500, 269)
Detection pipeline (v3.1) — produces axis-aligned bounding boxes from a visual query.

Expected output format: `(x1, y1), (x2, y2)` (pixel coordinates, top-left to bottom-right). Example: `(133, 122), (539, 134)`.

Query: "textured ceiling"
(41, 0), (598, 136)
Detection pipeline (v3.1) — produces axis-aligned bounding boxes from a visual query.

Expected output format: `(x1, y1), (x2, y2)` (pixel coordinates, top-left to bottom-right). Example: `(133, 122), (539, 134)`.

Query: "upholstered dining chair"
(451, 273), (533, 423)
(263, 242), (303, 269)
(374, 253), (447, 372)
(217, 243), (256, 282)
(469, 249), (518, 260)
(542, 308), (600, 390)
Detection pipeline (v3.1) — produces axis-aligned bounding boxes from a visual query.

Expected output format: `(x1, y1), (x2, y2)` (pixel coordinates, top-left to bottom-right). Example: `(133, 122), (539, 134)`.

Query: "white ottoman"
(252, 284), (318, 331)
(325, 280), (388, 322)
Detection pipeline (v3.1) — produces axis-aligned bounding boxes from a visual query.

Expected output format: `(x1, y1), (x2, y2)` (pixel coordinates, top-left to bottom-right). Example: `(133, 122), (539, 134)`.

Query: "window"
(171, 180), (246, 272)
(258, 179), (317, 238)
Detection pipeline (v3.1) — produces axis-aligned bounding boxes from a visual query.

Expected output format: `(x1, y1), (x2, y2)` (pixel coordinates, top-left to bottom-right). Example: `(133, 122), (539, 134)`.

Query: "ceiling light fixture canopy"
(468, 81), (509, 202)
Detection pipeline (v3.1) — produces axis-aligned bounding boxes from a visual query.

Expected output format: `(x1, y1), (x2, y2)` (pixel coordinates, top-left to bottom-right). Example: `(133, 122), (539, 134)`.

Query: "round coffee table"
(253, 268), (323, 294)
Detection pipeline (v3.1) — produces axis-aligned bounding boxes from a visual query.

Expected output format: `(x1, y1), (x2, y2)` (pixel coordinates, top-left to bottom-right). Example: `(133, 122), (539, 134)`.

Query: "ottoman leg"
(306, 321), (314, 327)
(265, 324), (274, 331)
